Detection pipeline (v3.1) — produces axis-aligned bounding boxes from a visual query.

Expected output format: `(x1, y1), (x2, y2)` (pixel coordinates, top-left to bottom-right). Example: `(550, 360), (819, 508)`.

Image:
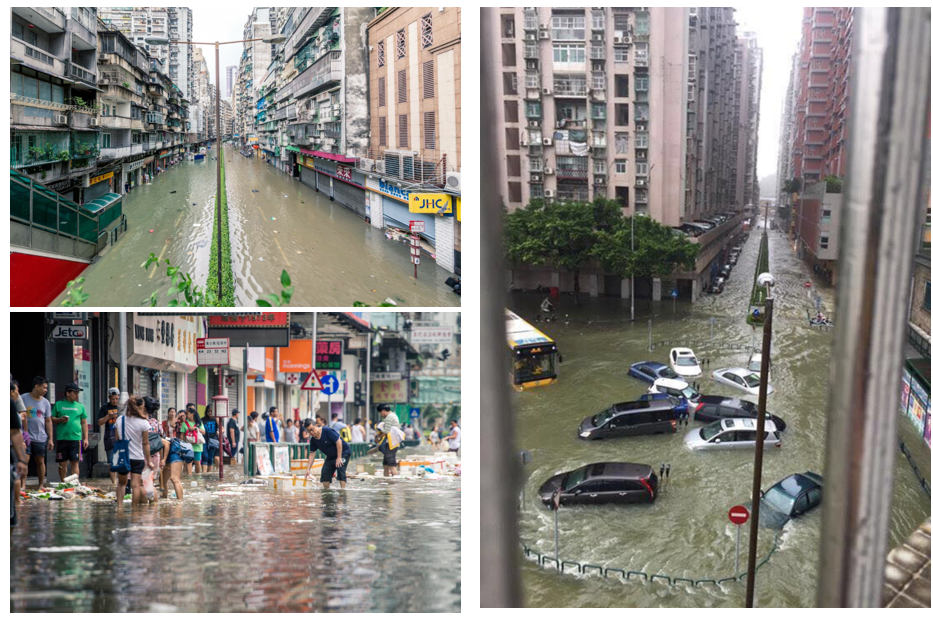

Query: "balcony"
(556, 168), (588, 181)
(68, 61), (97, 86)
(284, 6), (331, 61)
(12, 7), (66, 33)
(101, 115), (133, 130)
(10, 37), (65, 78)
(99, 145), (142, 160)
(67, 12), (97, 49)
(290, 51), (343, 100)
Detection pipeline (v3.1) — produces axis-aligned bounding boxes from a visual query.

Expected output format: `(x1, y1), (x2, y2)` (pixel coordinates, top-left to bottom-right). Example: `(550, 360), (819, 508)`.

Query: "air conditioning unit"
(613, 36), (625, 45)
(375, 160), (386, 174)
(593, 33), (603, 41)
(88, 118), (99, 127)
(529, 120), (539, 127)
(595, 177), (605, 185)
(544, 189), (555, 198)
(543, 166), (554, 175)
(541, 87), (552, 95)
(531, 174), (542, 182)
(358, 157), (375, 172)
(636, 178), (646, 187)
(55, 114), (69, 125)
(520, 139), (529, 147)
(542, 137), (553, 146)
(622, 35), (632, 44)
(539, 29), (550, 40)
(636, 123), (647, 131)
(445, 171), (461, 192)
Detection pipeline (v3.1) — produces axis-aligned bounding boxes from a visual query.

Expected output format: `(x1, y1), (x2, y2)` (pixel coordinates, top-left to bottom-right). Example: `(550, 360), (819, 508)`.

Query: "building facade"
(488, 7), (758, 299)
(225, 64), (237, 100)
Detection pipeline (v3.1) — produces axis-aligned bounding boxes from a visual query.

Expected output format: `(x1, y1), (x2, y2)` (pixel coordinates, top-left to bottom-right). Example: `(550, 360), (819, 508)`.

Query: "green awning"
(79, 193), (121, 214)
(285, 145), (301, 153)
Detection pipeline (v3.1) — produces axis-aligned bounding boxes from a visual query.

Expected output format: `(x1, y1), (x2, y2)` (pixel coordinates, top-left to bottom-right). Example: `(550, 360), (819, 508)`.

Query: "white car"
(649, 377), (701, 412)
(748, 353), (762, 373)
(684, 418), (781, 451)
(711, 367), (775, 396)
(669, 347), (702, 378)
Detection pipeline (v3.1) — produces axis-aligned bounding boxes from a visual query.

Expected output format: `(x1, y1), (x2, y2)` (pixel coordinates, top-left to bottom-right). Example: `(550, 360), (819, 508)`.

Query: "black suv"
(538, 462), (659, 508)
(693, 395), (787, 431)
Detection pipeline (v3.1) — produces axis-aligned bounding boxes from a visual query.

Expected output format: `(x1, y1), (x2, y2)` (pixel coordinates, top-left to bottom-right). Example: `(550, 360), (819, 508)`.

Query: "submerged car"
(750, 472), (824, 529)
(579, 398), (679, 440)
(648, 377), (701, 412)
(709, 277), (725, 294)
(693, 395), (787, 431)
(538, 462), (659, 508)
(628, 361), (679, 384)
(669, 347), (702, 378)
(638, 392), (689, 418)
(684, 418), (781, 451)
(711, 367), (775, 396)
(748, 353), (762, 373)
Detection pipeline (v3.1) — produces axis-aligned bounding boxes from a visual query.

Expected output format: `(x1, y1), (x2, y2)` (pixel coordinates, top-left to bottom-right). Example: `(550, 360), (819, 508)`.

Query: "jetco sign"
(51, 324), (88, 340)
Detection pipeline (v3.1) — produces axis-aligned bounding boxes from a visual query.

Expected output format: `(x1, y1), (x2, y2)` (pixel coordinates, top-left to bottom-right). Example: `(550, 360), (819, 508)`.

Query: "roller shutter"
(225, 374), (240, 412)
(134, 367), (152, 399)
(383, 197), (436, 245)
(207, 373), (219, 402)
(333, 180), (365, 217)
(300, 165), (315, 190)
(85, 179), (111, 202)
(187, 371), (198, 408)
(161, 371), (177, 411)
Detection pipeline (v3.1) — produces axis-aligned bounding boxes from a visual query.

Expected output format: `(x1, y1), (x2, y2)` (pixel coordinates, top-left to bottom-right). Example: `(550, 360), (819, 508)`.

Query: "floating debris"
(29, 546), (100, 553)
(170, 191), (178, 194)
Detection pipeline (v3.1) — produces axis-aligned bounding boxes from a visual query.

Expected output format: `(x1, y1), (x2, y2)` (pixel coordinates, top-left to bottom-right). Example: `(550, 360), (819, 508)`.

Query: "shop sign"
(409, 193), (453, 215)
(410, 327), (453, 344)
(127, 159), (146, 171)
(52, 324), (88, 339)
(316, 340), (342, 369)
(371, 372), (402, 381)
(379, 178), (409, 201)
(372, 380), (409, 403)
(208, 313), (289, 328)
(336, 164), (352, 182)
(197, 337), (230, 366)
(132, 314), (199, 367)
(143, 156), (155, 164)
(89, 171), (114, 185)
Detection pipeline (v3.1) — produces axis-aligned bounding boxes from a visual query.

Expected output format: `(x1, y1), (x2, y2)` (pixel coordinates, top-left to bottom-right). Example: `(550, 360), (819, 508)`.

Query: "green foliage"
(143, 254), (219, 307)
(352, 301), (397, 307)
(205, 148), (236, 305)
(782, 178), (801, 194)
(60, 278), (89, 307)
(58, 150), (71, 161)
(825, 175), (843, 194)
(596, 215), (699, 279)
(256, 271), (295, 307)
(748, 233), (770, 324)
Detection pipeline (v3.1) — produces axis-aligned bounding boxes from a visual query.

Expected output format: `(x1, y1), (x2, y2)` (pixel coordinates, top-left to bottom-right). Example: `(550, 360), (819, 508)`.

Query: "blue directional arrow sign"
(671, 289), (679, 298)
(320, 373), (340, 396)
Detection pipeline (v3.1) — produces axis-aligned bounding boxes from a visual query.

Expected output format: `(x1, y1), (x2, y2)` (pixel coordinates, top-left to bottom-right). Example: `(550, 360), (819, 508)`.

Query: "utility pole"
(118, 312), (128, 406)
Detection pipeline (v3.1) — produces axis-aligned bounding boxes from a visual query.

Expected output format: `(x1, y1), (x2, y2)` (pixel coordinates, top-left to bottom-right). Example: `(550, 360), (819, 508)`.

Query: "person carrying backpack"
(113, 397), (155, 507)
(178, 406), (204, 474)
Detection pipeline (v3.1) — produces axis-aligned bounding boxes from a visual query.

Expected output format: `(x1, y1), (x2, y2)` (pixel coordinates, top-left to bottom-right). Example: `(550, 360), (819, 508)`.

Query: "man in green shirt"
(51, 383), (88, 480)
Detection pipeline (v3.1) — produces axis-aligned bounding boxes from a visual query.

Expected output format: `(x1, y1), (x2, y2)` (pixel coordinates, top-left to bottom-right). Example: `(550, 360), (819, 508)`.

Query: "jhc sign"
(409, 193), (453, 215)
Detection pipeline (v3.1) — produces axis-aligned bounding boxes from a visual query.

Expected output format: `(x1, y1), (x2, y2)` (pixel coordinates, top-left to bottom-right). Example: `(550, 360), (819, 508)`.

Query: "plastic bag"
(141, 467), (156, 501)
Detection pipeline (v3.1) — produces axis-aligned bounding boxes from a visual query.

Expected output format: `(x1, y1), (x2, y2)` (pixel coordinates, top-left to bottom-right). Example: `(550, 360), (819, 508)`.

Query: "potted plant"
(58, 150), (71, 161)
(28, 146), (44, 163)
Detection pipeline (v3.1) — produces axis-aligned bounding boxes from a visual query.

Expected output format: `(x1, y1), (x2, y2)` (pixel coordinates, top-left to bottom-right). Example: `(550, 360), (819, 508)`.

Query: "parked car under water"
(744, 472), (824, 529)
(538, 462), (659, 508)
(628, 361), (679, 384)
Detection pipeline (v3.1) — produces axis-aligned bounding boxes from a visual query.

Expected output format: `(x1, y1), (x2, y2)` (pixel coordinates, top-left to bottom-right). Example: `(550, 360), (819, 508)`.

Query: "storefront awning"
(11, 124), (68, 132)
(285, 145), (301, 153)
(299, 148), (356, 164)
(79, 192), (121, 214)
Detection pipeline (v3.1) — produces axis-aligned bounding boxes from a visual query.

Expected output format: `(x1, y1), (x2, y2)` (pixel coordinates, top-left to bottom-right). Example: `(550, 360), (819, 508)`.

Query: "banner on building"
(411, 327), (454, 344)
(336, 164), (352, 182)
(89, 171), (114, 185)
(409, 193), (453, 215)
(372, 380), (409, 403)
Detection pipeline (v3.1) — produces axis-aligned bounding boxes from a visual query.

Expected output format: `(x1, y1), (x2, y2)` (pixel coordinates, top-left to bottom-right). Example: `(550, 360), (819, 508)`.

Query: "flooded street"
(10, 454), (461, 612)
(511, 226), (930, 607)
(51, 146), (459, 307)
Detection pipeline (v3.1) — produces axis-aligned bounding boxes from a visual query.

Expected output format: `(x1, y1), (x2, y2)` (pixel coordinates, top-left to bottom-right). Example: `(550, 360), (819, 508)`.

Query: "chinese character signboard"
(372, 379), (409, 403)
(410, 327), (454, 344)
(316, 340), (342, 369)
(207, 313), (290, 347)
(207, 313), (289, 328)
(197, 338), (230, 366)
(336, 164), (352, 182)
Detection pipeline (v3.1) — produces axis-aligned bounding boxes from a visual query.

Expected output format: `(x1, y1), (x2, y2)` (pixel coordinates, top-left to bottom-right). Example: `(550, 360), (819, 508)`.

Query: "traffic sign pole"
(735, 523), (741, 577)
(410, 221), (424, 279)
(728, 505), (750, 577)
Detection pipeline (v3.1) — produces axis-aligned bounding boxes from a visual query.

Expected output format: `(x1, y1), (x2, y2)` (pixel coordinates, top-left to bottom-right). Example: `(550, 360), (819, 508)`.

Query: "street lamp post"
(146, 34), (285, 302)
(745, 272), (775, 607)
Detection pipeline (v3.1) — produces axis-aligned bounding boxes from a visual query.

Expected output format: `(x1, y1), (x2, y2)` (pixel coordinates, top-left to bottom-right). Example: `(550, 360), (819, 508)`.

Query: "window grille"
(421, 14), (433, 48)
(398, 69), (407, 103)
(423, 60), (434, 99)
(377, 41), (385, 67)
(399, 114), (408, 148)
(397, 30), (406, 59)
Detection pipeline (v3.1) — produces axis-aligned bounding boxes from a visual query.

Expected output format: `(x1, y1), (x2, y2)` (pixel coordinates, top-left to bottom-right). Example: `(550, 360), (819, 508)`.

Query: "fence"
(520, 530), (782, 589)
(246, 441), (373, 477)
(899, 439), (931, 498)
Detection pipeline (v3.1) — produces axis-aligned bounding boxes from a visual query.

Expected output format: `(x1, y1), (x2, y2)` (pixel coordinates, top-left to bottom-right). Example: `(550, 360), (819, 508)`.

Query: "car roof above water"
(586, 462), (654, 480)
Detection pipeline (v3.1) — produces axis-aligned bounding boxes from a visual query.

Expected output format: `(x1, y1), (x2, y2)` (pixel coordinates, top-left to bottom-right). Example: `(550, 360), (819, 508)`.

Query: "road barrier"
(519, 529), (782, 589)
(898, 439), (931, 498)
(246, 441), (374, 476)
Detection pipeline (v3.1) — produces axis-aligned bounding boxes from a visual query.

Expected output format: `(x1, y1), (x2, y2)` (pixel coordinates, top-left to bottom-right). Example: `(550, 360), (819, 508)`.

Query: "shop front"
(85, 170), (115, 202)
(125, 313), (200, 417)
(300, 150), (366, 218)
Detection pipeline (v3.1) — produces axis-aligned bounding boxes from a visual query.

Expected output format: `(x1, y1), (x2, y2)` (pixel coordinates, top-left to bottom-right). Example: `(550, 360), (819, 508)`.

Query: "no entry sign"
(729, 505), (750, 525)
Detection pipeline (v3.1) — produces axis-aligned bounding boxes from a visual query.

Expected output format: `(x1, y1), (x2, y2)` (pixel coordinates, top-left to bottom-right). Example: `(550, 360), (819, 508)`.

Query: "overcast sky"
(190, 7), (254, 98)
(734, 5), (804, 179)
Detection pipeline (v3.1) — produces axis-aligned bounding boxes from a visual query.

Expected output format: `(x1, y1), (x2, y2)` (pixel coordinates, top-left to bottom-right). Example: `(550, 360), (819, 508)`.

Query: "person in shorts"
(443, 419), (461, 456)
(97, 387), (121, 485)
(21, 376), (53, 488)
(114, 396), (156, 507)
(378, 404), (401, 476)
(51, 383), (88, 480)
(304, 424), (351, 489)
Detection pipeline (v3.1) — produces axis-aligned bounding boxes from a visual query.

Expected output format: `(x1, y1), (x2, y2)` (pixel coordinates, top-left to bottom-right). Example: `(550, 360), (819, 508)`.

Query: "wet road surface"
(51, 146), (459, 307)
(510, 225), (930, 607)
(10, 456), (461, 612)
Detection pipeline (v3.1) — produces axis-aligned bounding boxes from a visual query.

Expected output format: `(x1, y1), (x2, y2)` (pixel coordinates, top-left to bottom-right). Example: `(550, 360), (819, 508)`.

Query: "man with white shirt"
(442, 419), (460, 456)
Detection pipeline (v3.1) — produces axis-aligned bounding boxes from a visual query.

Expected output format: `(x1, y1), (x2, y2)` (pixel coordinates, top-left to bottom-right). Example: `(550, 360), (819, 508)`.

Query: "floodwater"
(511, 225), (931, 607)
(51, 145), (459, 307)
(10, 454), (461, 612)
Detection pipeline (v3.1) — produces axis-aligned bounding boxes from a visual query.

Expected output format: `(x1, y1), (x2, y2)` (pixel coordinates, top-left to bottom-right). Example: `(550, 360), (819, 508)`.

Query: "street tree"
(596, 215), (700, 291)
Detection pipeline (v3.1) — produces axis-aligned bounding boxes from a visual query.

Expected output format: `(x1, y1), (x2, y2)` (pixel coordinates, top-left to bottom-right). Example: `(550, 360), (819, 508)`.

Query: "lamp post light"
(745, 271), (775, 607)
(146, 33), (285, 302)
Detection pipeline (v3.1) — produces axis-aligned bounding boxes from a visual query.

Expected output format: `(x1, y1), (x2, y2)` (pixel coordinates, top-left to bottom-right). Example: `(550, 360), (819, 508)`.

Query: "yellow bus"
(506, 309), (559, 390)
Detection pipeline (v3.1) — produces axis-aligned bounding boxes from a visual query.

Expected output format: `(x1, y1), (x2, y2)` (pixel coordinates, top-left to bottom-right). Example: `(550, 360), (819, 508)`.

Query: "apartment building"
(735, 32), (763, 211)
(226, 65), (237, 99)
(234, 7), (275, 150)
(362, 7), (462, 274)
(221, 99), (234, 139)
(192, 46), (217, 142)
(785, 7), (854, 285)
(488, 7), (757, 299)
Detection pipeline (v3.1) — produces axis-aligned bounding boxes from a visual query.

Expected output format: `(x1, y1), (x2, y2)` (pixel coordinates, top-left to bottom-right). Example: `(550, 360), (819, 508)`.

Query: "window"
(421, 13), (433, 48)
(820, 235), (830, 249)
(505, 128), (519, 150)
(508, 182), (523, 203)
(500, 14), (515, 39)
(378, 116), (387, 146)
(102, 134), (112, 148)
(613, 13), (629, 32)
(592, 11), (605, 31)
(525, 101), (541, 118)
(378, 76), (386, 107)
(525, 73), (539, 89)
(614, 159), (627, 174)
(614, 46), (629, 63)
(376, 41), (385, 68)
(530, 184), (544, 199)
(634, 76), (649, 92)
(635, 131), (648, 149)
(507, 155), (521, 177)
(553, 44), (586, 64)
(132, 132), (141, 144)
(502, 43), (516, 67)
(636, 161), (648, 176)
(552, 15), (585, 40)
(594, 159), (606, 174)
(688, 55), (697, 81)
(616, 186), (629, 207)
(398, 69), (407, 103)
(591, 73), (606, 90)
(504, 101), (518, 123)
(424, 111), (435, 149)
(614, 133), (628, 154)
(396, 29), (406, 59)
(614, 103), (628, 126)
(635, 11), (649, 35)
(614, 75), (629, 98)
(822, 208), (831, 222)
(503, 73), (518, 96)
(924, 282), (931, 312)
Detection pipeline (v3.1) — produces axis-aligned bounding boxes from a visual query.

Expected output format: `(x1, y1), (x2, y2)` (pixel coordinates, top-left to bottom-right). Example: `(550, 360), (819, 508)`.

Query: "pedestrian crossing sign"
(300, 369), (324, 391)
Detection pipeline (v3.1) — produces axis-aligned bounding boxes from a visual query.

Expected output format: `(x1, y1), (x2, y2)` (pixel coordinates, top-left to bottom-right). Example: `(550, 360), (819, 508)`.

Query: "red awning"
(298, 148), (357, 164)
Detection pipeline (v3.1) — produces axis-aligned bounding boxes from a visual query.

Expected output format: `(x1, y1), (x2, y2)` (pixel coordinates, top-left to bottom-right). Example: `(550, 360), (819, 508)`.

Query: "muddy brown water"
(510, 225), (930, 607)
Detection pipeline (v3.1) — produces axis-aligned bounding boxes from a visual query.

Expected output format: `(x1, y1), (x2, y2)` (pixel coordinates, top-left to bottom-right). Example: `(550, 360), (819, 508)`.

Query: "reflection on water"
(10, 466), (461, 612)
(51, 146), (459, 307)
(511, 227), (930, 607)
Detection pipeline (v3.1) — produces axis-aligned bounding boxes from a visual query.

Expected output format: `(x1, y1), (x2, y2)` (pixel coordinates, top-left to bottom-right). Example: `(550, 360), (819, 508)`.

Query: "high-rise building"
(99, 7), (193, 100)
(226, 65), (237, 99)
(785, 7), (854, 285)
(488, 7), (759, 299)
